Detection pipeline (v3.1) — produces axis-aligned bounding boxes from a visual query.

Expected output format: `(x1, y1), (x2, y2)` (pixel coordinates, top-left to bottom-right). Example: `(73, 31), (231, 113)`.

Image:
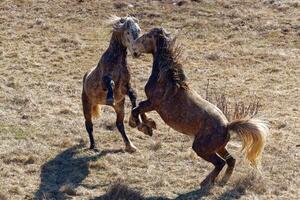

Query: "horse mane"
(156, 32), (188, 90)
(105, 15), (122, 27)
(99, 16), (127, 66)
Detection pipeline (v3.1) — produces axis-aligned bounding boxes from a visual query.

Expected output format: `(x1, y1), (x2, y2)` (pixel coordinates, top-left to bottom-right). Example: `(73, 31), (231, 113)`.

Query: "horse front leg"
(127, 86), (157, 130)
(114, 99), (137, 153)
(127, 86), (137, 109)
(102, 75), (115, 106)
(130, 100), (156, 136)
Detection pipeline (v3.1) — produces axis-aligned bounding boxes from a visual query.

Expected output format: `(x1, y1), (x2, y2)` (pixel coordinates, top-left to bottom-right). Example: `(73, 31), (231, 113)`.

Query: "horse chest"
(144, 74), (158, 97)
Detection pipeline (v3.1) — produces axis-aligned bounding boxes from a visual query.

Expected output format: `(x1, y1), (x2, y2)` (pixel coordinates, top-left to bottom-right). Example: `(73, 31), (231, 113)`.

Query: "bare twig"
(204, 82), (261, 121)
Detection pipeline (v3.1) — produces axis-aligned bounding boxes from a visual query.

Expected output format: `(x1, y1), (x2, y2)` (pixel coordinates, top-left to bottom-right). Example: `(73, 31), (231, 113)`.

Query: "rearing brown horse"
(82, 16), (143, 153)
(130, 28), (269, 185)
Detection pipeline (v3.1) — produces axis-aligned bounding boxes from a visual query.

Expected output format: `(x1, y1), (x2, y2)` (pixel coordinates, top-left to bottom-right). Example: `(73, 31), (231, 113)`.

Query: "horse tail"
(227, 118), (269, 168)
(91, 105), (100, 118)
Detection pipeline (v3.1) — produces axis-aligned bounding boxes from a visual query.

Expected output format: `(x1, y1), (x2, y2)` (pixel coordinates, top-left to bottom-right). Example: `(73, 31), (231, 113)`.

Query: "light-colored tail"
(92, 105), (100, 118)
(227, 118), (269, 168)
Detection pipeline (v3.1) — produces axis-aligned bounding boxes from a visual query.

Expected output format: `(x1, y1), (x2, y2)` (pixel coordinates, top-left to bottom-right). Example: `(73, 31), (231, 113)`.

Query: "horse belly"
(157, 106), (201, 136)
(84, 75), (107, 105)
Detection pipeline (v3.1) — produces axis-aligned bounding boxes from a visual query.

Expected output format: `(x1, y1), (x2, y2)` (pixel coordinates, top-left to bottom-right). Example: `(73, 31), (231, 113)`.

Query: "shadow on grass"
(92, 181), (247, 200)
(35, 143), (123, 200)
(92, 183), (212, 200)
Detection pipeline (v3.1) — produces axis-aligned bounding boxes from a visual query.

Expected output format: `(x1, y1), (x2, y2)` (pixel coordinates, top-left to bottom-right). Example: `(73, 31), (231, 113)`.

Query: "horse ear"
(113, 18), (126, 32)
(165, 32), (171, 38)
(169, 37), (176, 49)
(161, 28), (171, 39)
(120, 17), (126, 23)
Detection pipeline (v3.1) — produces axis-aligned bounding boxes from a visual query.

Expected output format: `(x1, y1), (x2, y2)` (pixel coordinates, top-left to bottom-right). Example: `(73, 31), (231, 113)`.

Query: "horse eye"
(127, 32), (130, 35)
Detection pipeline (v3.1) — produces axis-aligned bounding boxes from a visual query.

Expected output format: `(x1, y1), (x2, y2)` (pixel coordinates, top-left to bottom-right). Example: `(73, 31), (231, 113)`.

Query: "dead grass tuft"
(89, 160), (109, 170)
(59, 138), (74, 148)
(3, 155), (27, 165)
(8, 186), (22, 195)
(113, 1), (129, 9)
(105, 123), (116, 131)
(59, 184), (77, 196)
(0, 192), (8, 200)
(101, 182), (145, 200)
(3, 154), (37, 165)
(233, 173), (267, 195)
(24, 155), (37, 165)
(59, 108), (74, 115)
(178, 149), (198, 161)
(148, 140), (162, 151)
(205, 52), (220, 61)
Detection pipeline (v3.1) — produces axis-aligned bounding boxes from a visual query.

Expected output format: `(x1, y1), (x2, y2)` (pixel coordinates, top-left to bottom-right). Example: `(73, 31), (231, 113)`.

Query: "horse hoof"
(138, 124), (153, 136)
(89, 144), (95, 150)
(220, 175), (231, 186)
(146, 118), (157, 129)
(106, 98), (114, 106)
(92, 148), (100, 153)
(128, 115), (137, 128)
(125, 143), (137, 153)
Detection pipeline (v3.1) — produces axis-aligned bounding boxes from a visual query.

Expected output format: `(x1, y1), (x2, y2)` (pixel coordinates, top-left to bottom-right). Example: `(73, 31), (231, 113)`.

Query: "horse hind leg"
(82, 91), (99, 149)
(217, 147), (236, 184)
(127, 86), (137, 109)
(192, 134), (226, 186)
(127, 86), (139, 128)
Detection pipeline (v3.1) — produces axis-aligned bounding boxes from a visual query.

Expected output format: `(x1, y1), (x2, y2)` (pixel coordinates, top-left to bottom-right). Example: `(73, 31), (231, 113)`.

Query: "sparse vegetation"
(98, 182), (145, 200)
(205, 80), (261, 121)
(0, 0), (299, 199)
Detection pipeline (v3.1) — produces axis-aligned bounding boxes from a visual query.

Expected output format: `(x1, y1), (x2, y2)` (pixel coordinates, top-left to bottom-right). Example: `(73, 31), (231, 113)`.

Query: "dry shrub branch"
(205, 80), (261, 121)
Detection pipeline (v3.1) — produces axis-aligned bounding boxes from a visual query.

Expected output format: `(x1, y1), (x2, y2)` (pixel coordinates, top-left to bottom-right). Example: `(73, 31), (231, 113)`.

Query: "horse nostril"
(133, 52), (138, 57)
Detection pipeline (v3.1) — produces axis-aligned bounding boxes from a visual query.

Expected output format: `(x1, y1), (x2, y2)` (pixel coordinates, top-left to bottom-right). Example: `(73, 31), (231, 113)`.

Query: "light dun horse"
(82, 16), (141, 152)
(131, 28), (269, 185)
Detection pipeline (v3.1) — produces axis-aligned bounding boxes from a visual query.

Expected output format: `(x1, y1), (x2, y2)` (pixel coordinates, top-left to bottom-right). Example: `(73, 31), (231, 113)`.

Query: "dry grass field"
(0, 0), (299, 199)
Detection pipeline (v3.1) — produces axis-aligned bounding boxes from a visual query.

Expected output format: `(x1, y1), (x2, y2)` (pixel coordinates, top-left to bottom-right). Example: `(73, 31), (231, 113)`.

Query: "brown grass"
(0, 192), (8, 200)
(98, 182), (145, 200)
(0, 0), (299, 199)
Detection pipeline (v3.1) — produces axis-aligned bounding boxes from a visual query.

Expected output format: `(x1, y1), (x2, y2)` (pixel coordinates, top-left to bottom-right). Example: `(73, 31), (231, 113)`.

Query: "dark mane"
(155, 33), (188, 90)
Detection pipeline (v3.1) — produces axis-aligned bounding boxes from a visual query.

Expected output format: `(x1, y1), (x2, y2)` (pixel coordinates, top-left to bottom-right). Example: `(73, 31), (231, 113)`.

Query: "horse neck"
(108, 32), (127, 53)
(100, 32), (127, 66)
(152, 47), (171, 73)
(150, 52), (161, 77)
